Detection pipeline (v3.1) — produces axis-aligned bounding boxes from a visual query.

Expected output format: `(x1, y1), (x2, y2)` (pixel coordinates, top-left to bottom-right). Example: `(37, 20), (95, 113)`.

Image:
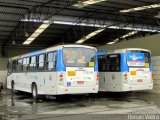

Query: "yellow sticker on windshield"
(145, 63), (149, 67)
(89, 62), (95, 67)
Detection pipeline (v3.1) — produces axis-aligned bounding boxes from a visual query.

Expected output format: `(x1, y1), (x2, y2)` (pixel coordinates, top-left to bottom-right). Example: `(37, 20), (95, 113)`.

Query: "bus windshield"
(63, 47), (96, 67)
(126, 50), (151, 67)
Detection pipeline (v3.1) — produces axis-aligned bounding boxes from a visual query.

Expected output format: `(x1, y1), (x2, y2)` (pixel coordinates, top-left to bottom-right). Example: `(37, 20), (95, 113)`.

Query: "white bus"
(97, 48), (153, 92)
(7, 45), (99, 99)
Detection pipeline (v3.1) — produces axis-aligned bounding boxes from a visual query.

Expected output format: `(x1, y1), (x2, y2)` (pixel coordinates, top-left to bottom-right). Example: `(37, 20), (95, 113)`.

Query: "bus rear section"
(56, 46), (99, 95)
(123, 50), (153, 91)
(98, 49), (153, 92)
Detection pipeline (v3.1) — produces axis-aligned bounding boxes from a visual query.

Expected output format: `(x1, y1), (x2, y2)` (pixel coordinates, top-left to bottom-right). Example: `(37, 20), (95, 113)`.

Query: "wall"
(4, 46), (44, 57)
(98, 33), (160, 56)
(152, 56), (160, 93)
(0, 58), (8, 89)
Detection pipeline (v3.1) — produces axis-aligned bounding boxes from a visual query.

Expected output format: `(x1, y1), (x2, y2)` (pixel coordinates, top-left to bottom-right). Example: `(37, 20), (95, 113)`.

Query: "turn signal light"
(123, 73), (128, 82)
(59, 73), (63, 81)
(96, 72), (99, 80)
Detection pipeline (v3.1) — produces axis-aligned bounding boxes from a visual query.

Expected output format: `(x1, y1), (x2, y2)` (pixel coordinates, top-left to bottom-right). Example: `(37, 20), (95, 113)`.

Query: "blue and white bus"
(97, 48), (153, 92)
(7, 45), (99, 99)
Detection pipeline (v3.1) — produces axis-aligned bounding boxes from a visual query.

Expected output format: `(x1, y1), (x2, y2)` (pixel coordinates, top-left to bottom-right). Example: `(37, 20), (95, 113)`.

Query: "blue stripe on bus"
(150, 57), (153, 71)
(96, 50), (106, 56)
(121, 53), (129, 72)
(56, 49), (66, 71)
(95, 53), (98, 72)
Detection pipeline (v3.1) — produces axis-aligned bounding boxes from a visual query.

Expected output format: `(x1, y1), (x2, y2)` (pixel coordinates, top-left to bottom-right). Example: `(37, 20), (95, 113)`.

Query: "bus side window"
(38, 54), (45, 70)
(53, 51), (57, 69)
(98, 55), (107, 72)
(30, 56), (36, 71)
(23, 58), (28, 72)
(107, 54), (120, 72)
(7, 61), (12, 74)
(17, 59), (23, 72)
(47, 51), (57, 71)
(12, 60), (17, 72)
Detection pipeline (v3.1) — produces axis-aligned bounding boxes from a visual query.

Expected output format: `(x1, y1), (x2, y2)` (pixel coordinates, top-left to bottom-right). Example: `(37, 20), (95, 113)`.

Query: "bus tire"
(11, 81), (15, 94)
(32, 84), (38, 100)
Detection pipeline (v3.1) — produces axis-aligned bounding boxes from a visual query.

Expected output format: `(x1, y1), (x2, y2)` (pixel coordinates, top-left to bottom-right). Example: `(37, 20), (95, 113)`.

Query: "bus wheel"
(11, 81), (15, 94)
(32, 84), (38, 100)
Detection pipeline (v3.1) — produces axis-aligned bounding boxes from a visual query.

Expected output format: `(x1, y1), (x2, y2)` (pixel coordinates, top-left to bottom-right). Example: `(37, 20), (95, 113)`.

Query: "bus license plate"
(77, 81), (84, 84)
(137, 79), (143, 83)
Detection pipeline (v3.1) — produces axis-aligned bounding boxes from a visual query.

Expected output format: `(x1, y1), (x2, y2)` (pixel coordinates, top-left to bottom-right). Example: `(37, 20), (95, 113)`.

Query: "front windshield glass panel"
(63, 47), (96, 67)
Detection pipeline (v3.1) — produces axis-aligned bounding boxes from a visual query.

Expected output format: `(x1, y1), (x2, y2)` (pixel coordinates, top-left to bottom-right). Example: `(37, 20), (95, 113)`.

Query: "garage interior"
(0, 0), (160, 119)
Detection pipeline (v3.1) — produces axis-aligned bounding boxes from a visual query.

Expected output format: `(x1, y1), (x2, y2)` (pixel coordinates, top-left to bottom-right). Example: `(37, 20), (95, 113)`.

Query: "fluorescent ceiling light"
(107, 31), (138, 45)
(108, 26), (159, 32)
(39, 24), (50, 29)
(27, 38), (35, 41)
(107, 42), (115, 44)
(23, 23), (50, 45)
(23, 41), (32, 45)
(76, 39), (85, 44)
(120, 3), (160, 13)
(76, 28), (104, 43)
(34, 29), (45, 33)
(73, 0), (106, 8)
(30, 33), (40, 38)
(155, 12), (160, 18)
(53, 21), (106, 28)
(21, 18), (49, 23)
(121, 31), (138, 38)
(111, 31), (138, 43)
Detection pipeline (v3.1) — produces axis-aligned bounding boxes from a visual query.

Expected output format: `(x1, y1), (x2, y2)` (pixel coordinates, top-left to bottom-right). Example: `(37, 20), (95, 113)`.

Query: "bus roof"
(97, 48), (151, 56)
(105, 48), (151, 54)
(9, 44), (96, 61)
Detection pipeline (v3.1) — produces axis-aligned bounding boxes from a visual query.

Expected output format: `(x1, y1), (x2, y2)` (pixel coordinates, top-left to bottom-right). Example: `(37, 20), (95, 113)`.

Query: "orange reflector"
(130, 71), (136, 75)
(68, 71), (76, 76)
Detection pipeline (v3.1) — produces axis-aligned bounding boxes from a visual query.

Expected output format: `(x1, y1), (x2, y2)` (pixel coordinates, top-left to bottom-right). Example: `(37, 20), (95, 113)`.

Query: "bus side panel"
(99, 53), (127, 92)
(99, 72), (124, 92)
(30, 72), (57, 95)
(7, 72), (58, 95)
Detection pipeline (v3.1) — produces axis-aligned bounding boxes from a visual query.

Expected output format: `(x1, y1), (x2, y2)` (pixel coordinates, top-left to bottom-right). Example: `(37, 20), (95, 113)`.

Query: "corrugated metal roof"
(0, 0), (159, 47)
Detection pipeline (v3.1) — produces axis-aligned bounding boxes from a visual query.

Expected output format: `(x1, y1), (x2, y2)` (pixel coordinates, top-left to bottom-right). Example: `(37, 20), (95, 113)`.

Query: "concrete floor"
(1, 91), (160, 120)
